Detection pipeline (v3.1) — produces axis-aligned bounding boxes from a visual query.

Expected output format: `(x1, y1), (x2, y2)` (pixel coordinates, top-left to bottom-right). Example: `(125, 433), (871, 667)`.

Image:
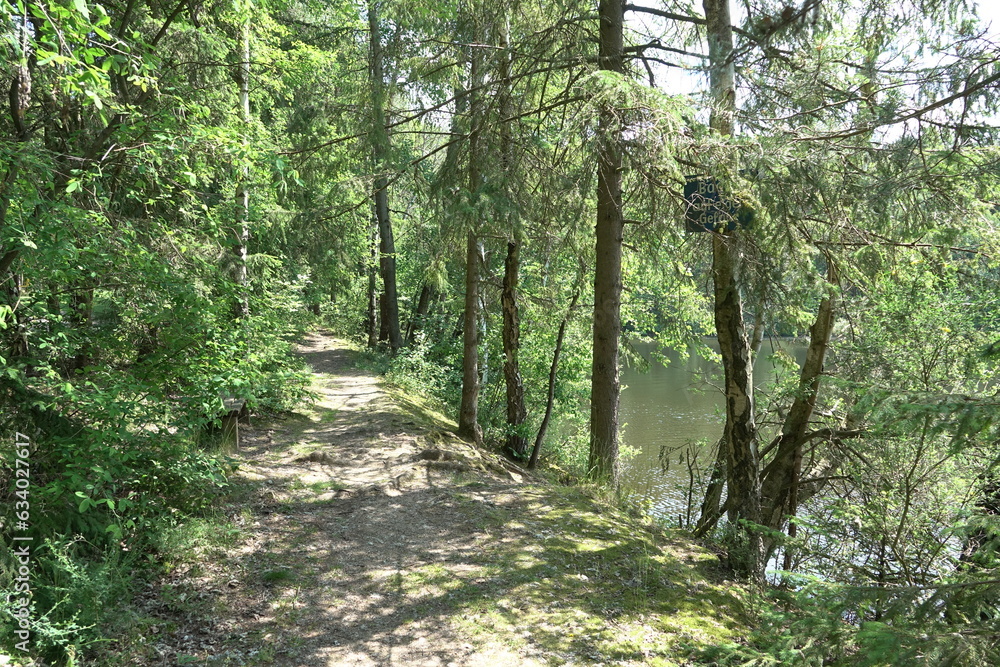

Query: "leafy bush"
(696, 572), (1000, 666)
(383, 336), (461, 410)
(0, 268), (310, 663)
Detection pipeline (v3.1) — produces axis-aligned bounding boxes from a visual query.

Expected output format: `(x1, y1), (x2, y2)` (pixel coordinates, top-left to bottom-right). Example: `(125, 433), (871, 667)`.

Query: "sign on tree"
(683, 176), (754, 232)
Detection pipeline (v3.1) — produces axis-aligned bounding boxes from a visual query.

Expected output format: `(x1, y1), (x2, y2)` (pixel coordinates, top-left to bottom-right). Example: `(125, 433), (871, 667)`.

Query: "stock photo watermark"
(8, 431), (32, 654)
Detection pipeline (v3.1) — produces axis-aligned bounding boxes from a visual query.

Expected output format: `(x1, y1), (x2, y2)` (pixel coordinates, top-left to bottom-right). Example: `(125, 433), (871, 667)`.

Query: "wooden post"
(221, 397), (246, 450)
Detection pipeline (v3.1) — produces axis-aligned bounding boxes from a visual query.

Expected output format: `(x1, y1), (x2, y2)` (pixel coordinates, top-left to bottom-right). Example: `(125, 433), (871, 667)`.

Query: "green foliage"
(699, 575), (1000, 666)
(1, 0), (999, 661)
(0, 538), (137, 662)
(383, 335), (462, 410)
(0, 0), (318, 660)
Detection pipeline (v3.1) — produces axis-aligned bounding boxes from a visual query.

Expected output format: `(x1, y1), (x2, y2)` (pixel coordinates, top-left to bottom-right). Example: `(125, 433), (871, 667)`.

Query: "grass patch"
(262, 568), (295, 585)
(288, 478), (348, 494)
(155, 514), (244, 569)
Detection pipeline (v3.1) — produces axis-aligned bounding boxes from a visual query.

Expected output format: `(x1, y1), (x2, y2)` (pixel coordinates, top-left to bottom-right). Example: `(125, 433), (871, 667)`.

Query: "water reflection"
(619, 339), (806, 524)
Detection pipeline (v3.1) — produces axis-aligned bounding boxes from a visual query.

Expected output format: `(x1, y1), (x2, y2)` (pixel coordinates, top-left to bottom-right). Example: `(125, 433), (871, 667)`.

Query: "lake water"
(618, 339), (806, 525)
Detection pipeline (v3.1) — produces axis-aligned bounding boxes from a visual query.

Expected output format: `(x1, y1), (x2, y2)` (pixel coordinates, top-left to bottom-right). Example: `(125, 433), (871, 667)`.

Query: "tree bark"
(713, 233), (761, 570)
(749, 296), (765, 357)
(497, 18), (528, 460)
(695, 436), (727, 535)
(704, 0), (761, 579)
(589, 0), (626, 485)
(458, 34), (483, 445)
(760, 264), (838, 559)
(369, 2), (402, 352)
(366, 208), (378, 349)
(1, 32), (32, 360)
(405, 282), (435, 345)
(458, 232), (482, 444)
(529, 288), (580, 470)
(502, 241), (529, 459)
(378, 292), (390, 343)
(478, 260), (488, 388)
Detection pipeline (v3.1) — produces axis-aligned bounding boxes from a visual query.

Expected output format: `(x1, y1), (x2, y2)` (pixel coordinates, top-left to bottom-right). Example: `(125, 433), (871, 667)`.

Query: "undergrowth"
(0, 291), (312, 664)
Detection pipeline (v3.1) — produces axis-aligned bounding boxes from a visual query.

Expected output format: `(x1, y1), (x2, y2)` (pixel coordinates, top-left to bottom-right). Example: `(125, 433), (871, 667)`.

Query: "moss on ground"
(394, 482), (748, 665)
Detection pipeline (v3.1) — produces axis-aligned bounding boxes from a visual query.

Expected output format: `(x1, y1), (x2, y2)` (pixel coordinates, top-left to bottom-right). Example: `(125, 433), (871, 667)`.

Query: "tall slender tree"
(704, 0), (761, 579)
(589, 0), (626, 484)
(369, 0), (403, 352)
(458, 20), (484, 444)
(498, 15), (529, 460)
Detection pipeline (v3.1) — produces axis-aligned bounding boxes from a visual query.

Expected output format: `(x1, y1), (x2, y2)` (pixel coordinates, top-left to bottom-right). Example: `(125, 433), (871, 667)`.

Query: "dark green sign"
(683, 176), (754, 233)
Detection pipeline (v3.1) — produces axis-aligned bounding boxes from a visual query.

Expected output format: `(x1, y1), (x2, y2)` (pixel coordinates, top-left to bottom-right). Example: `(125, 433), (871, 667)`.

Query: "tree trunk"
(233, 17), (250, 318)
(1, 49), (32, 360)
(366, 208), (378, 349)
(458, 232), (482, 444)
(713, 233), (761, 576)
(478, 262), (488, 388)
(749, 295), (766, 357)
(369, 2), (402, 353)
(704, 0), (761, 579)
(458, 38), (483, 445)
(502, 241), (529, 459)
(497, 18), (528, 460)
(760, 265), (838, 559)
(378, 292), (390, 343)
(405, 282), (434, 345)
(589, 0), (625, 485)
(695, 436), (727, 536)
(529, 288), (580, 470)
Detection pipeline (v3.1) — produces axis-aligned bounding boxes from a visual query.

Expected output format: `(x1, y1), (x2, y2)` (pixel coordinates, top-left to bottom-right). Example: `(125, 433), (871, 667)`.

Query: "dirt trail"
(230, 332), (533, 666)
(127, 333), (542, 666)
(119, 332), (743, 667)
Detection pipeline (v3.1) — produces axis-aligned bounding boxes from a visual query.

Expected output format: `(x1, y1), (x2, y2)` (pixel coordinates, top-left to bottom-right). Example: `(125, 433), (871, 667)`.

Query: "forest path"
(210, 331), (536, 666)
(122, 332), (743, 667)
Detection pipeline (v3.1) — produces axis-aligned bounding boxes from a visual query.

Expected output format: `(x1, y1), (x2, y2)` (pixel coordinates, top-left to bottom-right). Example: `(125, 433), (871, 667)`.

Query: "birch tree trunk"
(366, 210), (378, 348)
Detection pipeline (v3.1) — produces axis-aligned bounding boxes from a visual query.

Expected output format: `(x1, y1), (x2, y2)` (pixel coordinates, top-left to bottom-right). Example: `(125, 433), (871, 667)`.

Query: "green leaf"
(73, 0), (90, 20)
(35, 51), (65, 67)
(85, 89), (103, 110)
